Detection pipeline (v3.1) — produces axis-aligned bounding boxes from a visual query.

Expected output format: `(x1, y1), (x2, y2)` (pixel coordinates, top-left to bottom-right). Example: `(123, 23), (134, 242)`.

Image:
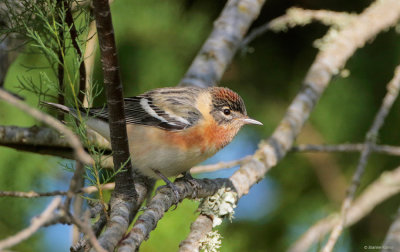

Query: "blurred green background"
(1, 0), (400, 251)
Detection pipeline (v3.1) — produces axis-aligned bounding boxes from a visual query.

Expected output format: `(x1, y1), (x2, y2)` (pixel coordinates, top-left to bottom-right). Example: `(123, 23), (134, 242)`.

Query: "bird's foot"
(175, 171), (200, 198)
(153, 170), (181, 208)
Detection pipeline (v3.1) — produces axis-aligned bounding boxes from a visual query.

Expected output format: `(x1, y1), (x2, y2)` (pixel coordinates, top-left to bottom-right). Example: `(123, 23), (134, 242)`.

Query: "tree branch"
(290, 164), (400, 252)
(92, 0), (139, 249)
(70, 212), (107, 252)
(0, 89), (92, 164)
(178, 0), (266, 87)
(0, 183), (115, 198)
(292, 143), (400, 156)
(56, 0), (65, 120)
(0, 197), (62, 251)
(0, 125), (111, 159)
(93, 0), (135, 194)
(190, 155), (252, 174)
(178, 215), (213, 252)
(323, 64), (400, 252)
(117, 178), (232, 251)
(241, 7), (355, 50)
(64, 0), (86, 104)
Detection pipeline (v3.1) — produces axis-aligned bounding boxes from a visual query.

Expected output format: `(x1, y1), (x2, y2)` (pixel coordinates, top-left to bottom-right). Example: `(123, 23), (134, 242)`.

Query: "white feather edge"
(44, 101), (111, 140)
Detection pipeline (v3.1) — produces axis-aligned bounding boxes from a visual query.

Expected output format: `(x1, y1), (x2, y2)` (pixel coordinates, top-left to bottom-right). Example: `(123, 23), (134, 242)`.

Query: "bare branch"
(0, 125), (111, 160)
(83, 182), (115, 194)
(241, 7), (355, 49)
(0, 197), (62, 250)
(56, 0), (65, 117)
(70, 212), (107, 252)
(64, 0), (86, 104)
(71, 178), (152, 252)
(0, 190), (68, 198)
(179, 215), (213, 252)
(64, 162), (85, 208)
(0, 89), (93, 164)
(71, 209), (108, 252)
(92, 0), (139, 249)
(290, 165), (400, 252)
(323, 65), (400, 252)
(117, 178), (232, 251)
(191, 142), (400, 175)
(292, 143), (400, 156)
(179, 0), (266, 87)
(0, 183), (115, 198)
(191, 155), (252, 174)
(93, 0), (135, 193)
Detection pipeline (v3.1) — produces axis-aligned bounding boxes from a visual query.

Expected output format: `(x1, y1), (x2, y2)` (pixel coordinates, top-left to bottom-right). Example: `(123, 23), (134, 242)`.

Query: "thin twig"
(64, 0), (86, 104)
(290, 165), (400, 252)
(56, 0), (65, 120)
(63, 161), (86, 244)
(72, 186), (84, 244)
(323, 65), (400, 252)
(0, 190), (68, 198)
(0, 89), (93, 164)
(190, 156), (252, 174)
(64, 161), (85, 210)
(292, 143), (400, 156)
(71, 209), (107, 252)
(0, 197), (62, 250)
(0, 183), (115, 198)
(241, 7), (355, 49)
(82, 182), (115, 194)
(70, 212), (107, 252)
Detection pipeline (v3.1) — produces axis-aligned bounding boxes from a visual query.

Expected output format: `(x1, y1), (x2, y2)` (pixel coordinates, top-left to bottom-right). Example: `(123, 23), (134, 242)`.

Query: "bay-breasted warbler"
(44, 86), (262, 189)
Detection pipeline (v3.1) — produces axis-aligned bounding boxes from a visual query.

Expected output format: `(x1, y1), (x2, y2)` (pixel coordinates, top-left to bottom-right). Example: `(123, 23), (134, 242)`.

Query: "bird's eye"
(223, 108), (231, 115)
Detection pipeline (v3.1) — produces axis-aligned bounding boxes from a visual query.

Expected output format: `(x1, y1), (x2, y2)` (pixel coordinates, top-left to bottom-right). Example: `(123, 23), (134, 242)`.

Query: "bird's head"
(209, 87), (262, 130)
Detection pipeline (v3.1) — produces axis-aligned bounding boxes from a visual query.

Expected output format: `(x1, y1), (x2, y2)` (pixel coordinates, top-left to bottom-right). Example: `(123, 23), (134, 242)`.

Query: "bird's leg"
(175, 171), (200, 198)
(180, 171), (194, 180)
(153, 169), (180, 205)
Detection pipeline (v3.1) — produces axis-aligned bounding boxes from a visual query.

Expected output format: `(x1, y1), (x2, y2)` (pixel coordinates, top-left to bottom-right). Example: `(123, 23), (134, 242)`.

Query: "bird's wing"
(86, 92), (202, 131)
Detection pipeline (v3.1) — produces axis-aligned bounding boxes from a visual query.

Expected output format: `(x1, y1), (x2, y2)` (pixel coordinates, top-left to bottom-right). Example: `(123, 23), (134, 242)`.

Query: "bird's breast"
(164, 120), (232, 153)
(126, 121), (234, 178)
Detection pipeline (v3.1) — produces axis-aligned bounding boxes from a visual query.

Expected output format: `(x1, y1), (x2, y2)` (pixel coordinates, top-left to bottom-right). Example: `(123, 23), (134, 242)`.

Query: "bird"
(44, 86), (262, 196)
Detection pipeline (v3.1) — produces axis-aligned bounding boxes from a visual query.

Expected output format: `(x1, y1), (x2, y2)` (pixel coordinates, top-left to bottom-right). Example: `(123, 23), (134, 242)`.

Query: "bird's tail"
(42, 101), (111, 140)
(41, 101), (72, 114)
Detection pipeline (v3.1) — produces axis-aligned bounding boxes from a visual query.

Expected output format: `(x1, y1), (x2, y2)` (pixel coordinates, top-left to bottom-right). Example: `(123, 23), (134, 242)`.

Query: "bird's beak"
(242, 117), (263, 126)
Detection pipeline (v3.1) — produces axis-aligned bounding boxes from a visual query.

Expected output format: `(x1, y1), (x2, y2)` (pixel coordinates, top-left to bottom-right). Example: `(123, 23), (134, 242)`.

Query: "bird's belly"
(127, 125), (217, 178)
(132, 145), (211, 178)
